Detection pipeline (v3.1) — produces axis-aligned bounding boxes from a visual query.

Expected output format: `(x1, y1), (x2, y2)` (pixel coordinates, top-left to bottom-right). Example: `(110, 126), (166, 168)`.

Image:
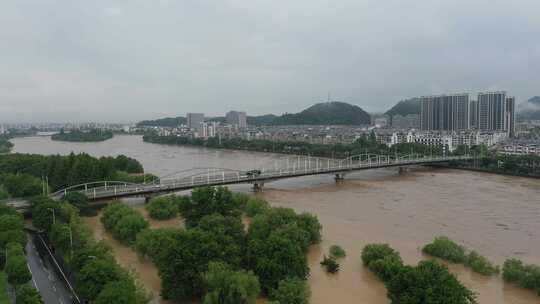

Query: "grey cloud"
(0, 0), (539, 122)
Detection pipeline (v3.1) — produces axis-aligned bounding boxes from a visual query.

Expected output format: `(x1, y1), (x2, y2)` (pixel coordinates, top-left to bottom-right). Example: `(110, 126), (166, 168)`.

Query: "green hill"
(385, 98), (421, 117)
(518, 96), (540, 121)
(272, 102), (371, 125)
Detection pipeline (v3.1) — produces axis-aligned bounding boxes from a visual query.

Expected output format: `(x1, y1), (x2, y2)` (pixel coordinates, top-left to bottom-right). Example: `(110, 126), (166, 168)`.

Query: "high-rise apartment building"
(186, 113), (204, 131)
(505, 96), (515, 138)
(226, 111), (247, 128)
(420, 94), (469, 131)
(477, 92), (506, 132)
(469, 100), (478, 129)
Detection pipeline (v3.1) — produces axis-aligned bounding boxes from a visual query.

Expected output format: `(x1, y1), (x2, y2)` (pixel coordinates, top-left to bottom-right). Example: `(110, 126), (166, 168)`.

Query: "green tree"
(100, 203), (132, 230)
(146, 196), (178, 220)
(135, 228), (182, 262)
(270, 278), (310, 304)
(63, 192), (90, 214)
(0, 214), (24, 233)
(49, 223), (73, 255)
(157, 229), (222, 301)
(77, 259), (121, 301)
(0, 174), (43, 197)
(112, 213), (149, 245)
(247, 229), (309, 292)
(15, 285), (44, 304)
(5, 255), (31, 286)
(179, 187), (241, 227)
(197, 214), (245, 267)
(94, 280), (138, 304)
(386, 260), (477, 304)
(203, 262), (261, 304)
(244, 198), (269, 217)
(31, 202), (61, 232)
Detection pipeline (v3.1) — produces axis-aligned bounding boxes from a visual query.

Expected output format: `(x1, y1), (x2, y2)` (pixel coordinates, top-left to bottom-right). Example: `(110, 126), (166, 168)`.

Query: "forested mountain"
(385, 98), (421, 117)
(271, 102), (371, 125)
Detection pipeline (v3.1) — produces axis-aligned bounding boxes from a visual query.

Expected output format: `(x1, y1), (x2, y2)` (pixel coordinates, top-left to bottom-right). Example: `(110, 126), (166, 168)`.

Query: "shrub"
(146, 196), (178, 220)
(503, 259), (540, 295)
(320, 255), (340, 274)
(270, 278), (310, 304)
(422, 236), (467, 263)
(466, 251), (499, 276)
(361, 243), (401, 266)
(329, 245), (346, 258)
(244, 197), (270, 217)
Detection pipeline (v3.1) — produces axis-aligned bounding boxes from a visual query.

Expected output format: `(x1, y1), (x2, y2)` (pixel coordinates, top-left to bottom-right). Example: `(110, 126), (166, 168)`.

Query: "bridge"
(42, 153), (472, 202)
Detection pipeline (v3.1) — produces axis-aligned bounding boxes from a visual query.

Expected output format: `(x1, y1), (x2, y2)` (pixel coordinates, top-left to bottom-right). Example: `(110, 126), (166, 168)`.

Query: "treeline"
(143, 131), (445, 159)
(0, 205), (43, 303)
(449, 153), (540, 177)
(0, 136), (13, 154)
(100, 186), (320, 303)
(30, 195), (149, 303)
(0, 153), (144, 198)
(51, 129), (114, 142)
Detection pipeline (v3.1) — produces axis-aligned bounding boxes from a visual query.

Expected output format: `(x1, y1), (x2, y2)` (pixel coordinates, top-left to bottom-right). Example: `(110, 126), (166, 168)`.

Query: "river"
(12, 135), (540, 303)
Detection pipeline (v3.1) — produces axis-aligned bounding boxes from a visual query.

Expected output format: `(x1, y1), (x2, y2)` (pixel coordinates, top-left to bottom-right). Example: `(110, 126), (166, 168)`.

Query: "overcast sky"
(1, 0), (539, 123)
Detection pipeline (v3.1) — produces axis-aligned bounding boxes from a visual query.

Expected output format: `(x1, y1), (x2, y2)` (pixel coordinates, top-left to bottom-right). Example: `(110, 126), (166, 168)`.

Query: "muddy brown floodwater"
(13, 135), (540, 303)
(84, 206), (182, 304)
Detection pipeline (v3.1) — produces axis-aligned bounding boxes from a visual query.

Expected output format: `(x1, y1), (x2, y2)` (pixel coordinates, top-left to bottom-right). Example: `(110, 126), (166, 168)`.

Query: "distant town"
(2, 91), (539, 156)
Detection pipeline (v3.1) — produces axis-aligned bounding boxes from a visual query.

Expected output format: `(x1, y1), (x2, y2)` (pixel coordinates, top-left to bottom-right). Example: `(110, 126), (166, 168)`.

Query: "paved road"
(26, 236), (74, 304)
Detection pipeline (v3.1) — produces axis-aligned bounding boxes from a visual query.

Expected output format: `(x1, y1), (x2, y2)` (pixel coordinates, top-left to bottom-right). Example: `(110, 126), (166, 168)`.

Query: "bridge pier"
(398, 167), (407, 174)
(253, 182), (264, 192)
(335, 173), (345, 182)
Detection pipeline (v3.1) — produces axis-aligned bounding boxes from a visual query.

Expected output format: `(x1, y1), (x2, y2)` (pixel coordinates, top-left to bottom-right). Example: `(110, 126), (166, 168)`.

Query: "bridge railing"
(53, 154), (474, 199)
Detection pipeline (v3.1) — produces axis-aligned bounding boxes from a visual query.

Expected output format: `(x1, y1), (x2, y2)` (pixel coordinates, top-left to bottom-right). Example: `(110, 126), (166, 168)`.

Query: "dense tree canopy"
(269, 278), (311, 304)
(15, 285), (44, 304)
(178, 186), (242, 227)
(0, 153), (144, 193)
(203, 262), (260, 304)
(145, 196), (178, 220)
(387, 260), (477, 304)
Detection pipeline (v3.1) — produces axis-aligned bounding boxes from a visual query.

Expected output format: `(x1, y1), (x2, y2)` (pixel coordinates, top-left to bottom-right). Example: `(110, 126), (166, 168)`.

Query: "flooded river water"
(12, 135), (540, 303)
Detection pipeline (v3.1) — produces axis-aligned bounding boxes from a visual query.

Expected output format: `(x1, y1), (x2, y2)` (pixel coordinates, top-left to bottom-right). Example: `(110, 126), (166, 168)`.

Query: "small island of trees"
(51, 129), (113, 142)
